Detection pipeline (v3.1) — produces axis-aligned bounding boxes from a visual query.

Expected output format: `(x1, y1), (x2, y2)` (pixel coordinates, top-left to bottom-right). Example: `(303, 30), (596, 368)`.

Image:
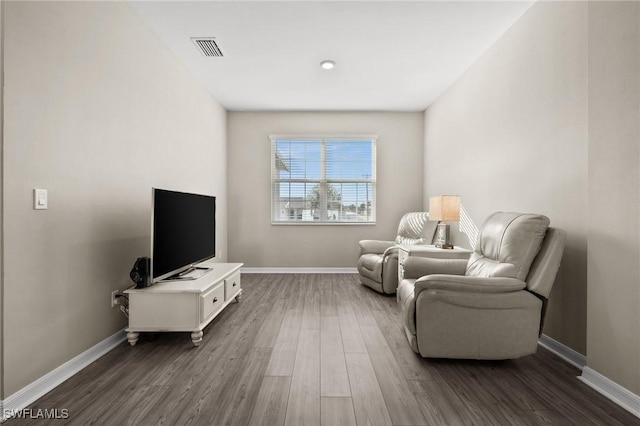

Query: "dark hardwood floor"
(7, 274), (639, 425)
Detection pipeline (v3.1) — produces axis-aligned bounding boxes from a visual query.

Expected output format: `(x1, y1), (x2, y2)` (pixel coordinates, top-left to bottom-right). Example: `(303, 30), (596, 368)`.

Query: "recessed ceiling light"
(320, 60), (336, 70)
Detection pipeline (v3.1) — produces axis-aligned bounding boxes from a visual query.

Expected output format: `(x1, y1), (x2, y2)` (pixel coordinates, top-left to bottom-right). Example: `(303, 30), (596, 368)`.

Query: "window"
(271, 135), (377, 224)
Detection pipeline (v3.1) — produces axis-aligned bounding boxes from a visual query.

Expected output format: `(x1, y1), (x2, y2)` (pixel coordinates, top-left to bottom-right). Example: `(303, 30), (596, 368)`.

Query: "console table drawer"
(225, 271), (241, 300)
(201, 283), (225, 322)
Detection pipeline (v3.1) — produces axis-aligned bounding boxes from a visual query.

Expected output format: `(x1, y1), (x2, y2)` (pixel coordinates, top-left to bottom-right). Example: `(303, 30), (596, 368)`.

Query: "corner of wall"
(586, 0), (640, 397)
(1, 0), (5, 403)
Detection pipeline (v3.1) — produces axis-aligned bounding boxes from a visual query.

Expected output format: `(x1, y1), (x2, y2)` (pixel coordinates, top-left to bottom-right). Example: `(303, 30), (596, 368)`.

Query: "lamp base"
(434, 223), (453, 249)
(435, 242), (454, 250)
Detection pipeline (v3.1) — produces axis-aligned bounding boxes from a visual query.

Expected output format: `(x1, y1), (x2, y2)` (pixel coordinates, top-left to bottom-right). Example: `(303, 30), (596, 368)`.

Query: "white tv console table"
(124, 261), (243, 347)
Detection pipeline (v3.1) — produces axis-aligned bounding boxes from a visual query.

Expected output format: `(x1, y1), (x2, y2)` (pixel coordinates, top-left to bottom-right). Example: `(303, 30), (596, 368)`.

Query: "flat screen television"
(151, 188), (216, 283)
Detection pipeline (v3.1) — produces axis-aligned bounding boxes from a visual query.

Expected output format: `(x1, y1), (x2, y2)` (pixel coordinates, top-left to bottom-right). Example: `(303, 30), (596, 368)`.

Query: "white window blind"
(270, 135), (377, 224)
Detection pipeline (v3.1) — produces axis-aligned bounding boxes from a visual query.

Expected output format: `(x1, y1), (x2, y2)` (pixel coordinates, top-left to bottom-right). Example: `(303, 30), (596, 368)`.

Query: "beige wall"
(0, 0), (4, 400)
(227, 112), (424, 267)
(423, 1), (588, 354)
(424, 0), (640, 396)
(587, 2), (640, 395)
(2, 1), (227, 395)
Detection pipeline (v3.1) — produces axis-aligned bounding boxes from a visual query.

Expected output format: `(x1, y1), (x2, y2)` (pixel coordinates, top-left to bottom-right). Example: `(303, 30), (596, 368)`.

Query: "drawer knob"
(233, 282), (237, 287)
(213, 297), (218, 303)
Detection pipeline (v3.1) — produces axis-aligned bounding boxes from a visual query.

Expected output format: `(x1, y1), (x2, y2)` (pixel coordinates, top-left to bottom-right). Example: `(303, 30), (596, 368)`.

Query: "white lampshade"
(429, 195), (461, 221)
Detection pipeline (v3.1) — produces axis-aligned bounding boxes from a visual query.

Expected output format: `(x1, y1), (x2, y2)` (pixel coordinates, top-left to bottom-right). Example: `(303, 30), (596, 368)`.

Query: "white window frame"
(270, 134), (377, 225)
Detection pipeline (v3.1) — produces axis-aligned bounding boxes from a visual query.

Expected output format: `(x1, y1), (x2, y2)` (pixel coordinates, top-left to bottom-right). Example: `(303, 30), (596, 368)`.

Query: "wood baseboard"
(241, 267), (357, 274)
(1, 329), (126, 422)
(538, 334), (586, 370)
(579, 367), (640, 419)
(538, 334), (640, 419)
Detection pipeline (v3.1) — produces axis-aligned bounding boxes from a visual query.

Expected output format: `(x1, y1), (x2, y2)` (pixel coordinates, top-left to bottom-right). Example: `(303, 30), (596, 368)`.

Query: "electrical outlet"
(111, 290), (120, 308)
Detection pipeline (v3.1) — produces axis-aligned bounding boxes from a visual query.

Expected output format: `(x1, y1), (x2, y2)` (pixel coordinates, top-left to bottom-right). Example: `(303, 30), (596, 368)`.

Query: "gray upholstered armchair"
(358, 212), (436, 294)
(397, 212), (566, 360)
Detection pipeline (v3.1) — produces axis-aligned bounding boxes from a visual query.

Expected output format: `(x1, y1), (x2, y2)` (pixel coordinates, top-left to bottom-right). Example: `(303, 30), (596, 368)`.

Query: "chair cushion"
(397, 279), (417, 335)
(357, 253), (383, 282)
(395, 212), (431, 245)
(466, 212), (549, 281)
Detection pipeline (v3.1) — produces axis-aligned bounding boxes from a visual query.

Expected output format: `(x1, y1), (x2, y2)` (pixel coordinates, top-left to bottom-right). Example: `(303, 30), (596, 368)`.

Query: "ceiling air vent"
(191, 38), (224, 57)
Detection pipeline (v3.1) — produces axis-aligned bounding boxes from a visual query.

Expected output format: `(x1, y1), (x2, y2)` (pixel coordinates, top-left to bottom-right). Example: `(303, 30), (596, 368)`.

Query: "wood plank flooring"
(7, 274), (639, 425)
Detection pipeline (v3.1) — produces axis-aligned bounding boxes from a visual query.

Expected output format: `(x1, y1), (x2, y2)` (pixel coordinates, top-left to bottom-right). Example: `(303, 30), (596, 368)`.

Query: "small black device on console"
(130, 257), (150, 288)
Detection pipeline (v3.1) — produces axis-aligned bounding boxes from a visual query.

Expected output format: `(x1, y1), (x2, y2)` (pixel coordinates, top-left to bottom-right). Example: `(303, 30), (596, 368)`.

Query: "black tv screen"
(152, 188), (216, 282)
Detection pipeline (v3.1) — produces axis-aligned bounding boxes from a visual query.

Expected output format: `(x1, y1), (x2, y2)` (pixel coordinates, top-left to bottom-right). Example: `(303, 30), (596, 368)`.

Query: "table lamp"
(429, 195), (460, 249)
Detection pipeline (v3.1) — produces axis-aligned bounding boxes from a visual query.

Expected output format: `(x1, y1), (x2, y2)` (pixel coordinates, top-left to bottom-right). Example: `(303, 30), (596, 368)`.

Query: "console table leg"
(127, 332), (139, 347)
(191, 331), (203, 347)
(235, 290), (243, 302)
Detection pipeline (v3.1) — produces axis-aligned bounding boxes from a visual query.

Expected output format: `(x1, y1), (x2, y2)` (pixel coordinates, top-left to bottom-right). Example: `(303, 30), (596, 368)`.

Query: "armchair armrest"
(403, 257), (468, 279)
(414, 275), (527, 298)
(359, 240), (395, 255)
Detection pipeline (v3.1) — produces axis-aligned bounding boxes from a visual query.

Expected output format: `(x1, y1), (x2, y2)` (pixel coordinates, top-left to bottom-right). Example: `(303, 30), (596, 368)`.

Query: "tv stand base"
(127, 331), (139, 346)
(124, 262), (243, 347)
(191, 331), (203, 346)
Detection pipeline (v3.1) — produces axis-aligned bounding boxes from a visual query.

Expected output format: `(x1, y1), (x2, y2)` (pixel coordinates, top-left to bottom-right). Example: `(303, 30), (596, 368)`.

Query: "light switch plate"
(34, 188), (48, 210)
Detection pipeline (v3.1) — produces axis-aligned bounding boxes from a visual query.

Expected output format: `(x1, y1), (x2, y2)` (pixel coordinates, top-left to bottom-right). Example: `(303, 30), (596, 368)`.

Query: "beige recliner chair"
(357, 212), (436, 294)
(397, 212), (566, 359)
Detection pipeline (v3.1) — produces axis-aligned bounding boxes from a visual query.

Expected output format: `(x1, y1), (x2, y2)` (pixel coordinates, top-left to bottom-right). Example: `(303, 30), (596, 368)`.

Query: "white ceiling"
(128, 1), (533, 112)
